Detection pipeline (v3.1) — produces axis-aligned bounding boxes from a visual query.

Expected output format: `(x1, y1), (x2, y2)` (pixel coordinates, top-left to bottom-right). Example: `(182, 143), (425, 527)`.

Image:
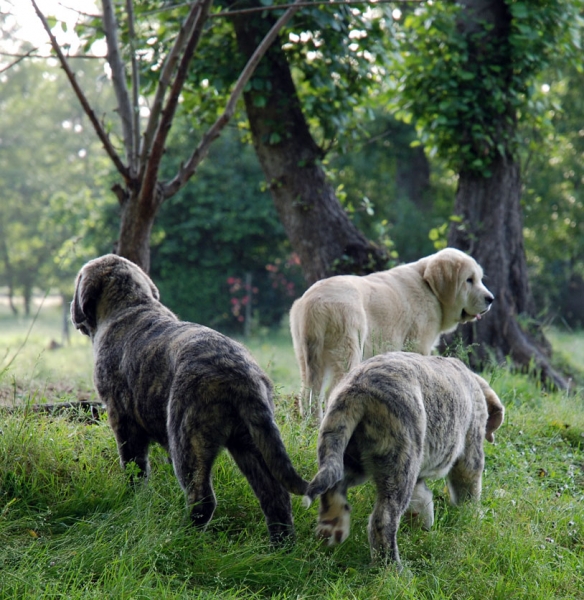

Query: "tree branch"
(0, 47), (37, 74)
(140, 0), (213, 208)
(163, 0), (304, 198)
(102, 0), (137, 175)
(208, 0), (421, 18)
(30, 0), (130, 181)
(138, 0), (208, 180)
(126, 0), (141, 172)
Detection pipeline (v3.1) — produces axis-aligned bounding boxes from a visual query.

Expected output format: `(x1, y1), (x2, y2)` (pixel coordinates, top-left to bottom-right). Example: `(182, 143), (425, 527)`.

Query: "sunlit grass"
(1, 300), (583, 598)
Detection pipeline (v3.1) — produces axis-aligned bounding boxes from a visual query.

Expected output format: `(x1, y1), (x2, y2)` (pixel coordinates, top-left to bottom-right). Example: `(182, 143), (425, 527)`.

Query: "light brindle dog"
(303, 352), (504, 567)
(71, 254), (307, 545)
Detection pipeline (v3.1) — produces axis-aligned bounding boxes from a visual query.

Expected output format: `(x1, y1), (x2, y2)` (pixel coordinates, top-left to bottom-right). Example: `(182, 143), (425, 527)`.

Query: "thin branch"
(126, 0), (141, 171)
(138, 0), (421, 19)
(0, 47), (37, 74)
(141, 0), (213, 207)
(163, 0), (305, 198)
(139, 0), (207, 178)
(0, 51), (107, 60)
(30, 0), (130, 181)
(102, 0), (136, 175)
(209, 0), (420, 17)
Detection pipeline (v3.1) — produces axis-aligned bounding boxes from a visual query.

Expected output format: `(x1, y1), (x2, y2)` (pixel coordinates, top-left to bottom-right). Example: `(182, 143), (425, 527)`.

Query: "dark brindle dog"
(303, 352), (504, 567)
(71, 254), (307, 544)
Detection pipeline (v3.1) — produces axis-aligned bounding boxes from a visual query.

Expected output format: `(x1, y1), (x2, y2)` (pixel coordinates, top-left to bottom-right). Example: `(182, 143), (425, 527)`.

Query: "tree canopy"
(1, 0), (583, 369)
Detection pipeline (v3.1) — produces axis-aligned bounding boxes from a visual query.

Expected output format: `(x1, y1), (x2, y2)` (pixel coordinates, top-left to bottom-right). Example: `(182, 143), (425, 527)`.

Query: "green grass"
(1, 301), (583, 598)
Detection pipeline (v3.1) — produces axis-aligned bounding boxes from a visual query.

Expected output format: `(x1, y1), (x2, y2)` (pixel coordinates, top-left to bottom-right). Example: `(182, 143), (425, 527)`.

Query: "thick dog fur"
(290, 248), (494, 418)
(303, 352), (504, 567)
(71, 254), (308, 545)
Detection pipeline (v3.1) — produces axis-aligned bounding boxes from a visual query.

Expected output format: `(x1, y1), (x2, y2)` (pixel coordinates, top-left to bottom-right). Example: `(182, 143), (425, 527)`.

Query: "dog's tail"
(302, 389), (365, 507)
(240, 392), (308, 496)
(290, 298), (326, 412)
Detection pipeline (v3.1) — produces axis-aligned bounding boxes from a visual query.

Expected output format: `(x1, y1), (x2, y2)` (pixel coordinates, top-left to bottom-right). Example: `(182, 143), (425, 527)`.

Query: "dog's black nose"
(485, 295), (494, 305)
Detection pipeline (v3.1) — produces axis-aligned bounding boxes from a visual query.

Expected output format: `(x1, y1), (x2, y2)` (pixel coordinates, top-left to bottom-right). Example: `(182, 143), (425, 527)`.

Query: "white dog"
(290, 248), (494, 418)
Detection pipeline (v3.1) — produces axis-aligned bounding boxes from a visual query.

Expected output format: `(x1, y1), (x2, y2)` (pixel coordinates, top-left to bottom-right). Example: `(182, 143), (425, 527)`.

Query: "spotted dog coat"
(303, 352), (504, 566)
(71, 254), (307, 545)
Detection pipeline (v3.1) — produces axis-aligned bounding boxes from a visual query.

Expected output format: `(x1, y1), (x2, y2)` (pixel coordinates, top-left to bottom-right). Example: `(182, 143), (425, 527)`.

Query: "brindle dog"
(71, 254), (307, 545)
(303, 352), (504, 567)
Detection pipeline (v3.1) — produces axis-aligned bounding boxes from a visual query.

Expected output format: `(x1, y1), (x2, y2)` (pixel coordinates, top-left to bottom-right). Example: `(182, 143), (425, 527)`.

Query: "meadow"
(0, 299), (583, 599)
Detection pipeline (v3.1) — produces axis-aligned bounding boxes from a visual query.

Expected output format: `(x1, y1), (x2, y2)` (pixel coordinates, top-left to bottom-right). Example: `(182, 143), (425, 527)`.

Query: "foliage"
(106, 0), (397, 152)
(0, 57), (118, 306)
(327, 113), (455, 263)
(150, 125), (305, 332)
(522, 65), (584, 326)
(393, 0), (584, 175)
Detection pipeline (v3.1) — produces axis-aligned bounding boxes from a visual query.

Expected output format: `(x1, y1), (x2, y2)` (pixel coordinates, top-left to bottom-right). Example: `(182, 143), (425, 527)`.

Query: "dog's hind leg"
(368, 465), (418, 568)
(228, 434), (295, 546)
(170, 433), (221, 529)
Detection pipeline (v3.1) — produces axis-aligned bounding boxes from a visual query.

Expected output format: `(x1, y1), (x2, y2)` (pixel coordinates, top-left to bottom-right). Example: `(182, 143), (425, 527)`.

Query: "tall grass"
(1, 301), (583, 598)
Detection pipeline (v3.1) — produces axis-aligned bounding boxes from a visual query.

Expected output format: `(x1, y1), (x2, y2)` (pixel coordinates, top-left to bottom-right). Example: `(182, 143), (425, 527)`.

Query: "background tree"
(0, 57), (115, 315)
(396, 0), (582, 387)
(134, 0), (397, 284)
(230, 3), (391, 283)
(522, 64), (584, 328)
(150, 123), (304, 332)
(31, 0), (304, 273)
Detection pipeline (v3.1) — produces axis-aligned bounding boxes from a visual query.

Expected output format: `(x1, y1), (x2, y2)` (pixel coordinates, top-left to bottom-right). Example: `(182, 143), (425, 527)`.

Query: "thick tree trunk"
(443, 0), (569, 390)
(115, 188), (159, 273)
(448, 154), (568, 389)
(232, 13), (388, 285)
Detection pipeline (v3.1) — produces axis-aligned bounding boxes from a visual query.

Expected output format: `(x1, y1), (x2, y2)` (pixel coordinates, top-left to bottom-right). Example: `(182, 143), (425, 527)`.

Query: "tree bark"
(115, 188), (159, 273)
(232, 13), (388, 285)
(448, 124), (568, 390)
(443, 0), (569, 389)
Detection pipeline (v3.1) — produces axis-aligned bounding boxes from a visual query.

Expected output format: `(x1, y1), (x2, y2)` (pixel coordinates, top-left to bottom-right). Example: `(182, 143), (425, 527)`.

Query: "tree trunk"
(232, 13), (388, 285)
(7, 288), (18, 316)
(61, 292), (71, 345)
(443, 0), (569, 390)
(448, 154), (568, 389)
(23, 283), (32, 317)
(0, 236), (18, 316)
(115, 188), (159, 273)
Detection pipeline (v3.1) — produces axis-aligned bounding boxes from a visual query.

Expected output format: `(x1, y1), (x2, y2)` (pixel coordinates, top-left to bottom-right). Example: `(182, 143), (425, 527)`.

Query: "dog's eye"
(466, 277), (474, 284)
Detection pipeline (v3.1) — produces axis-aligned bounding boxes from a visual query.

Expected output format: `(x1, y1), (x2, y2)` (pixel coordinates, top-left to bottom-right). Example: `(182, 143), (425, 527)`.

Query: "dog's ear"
(71, 265), (102, 336)
(148, 278), (160, 301)
(423, 251), (462, 306)
(474, 375), (505, 443)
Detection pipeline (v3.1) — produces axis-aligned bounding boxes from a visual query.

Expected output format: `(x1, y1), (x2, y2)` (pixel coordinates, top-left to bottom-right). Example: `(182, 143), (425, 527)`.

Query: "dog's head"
(423, 248), (494, 325)
(71, 254), (160, 337)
